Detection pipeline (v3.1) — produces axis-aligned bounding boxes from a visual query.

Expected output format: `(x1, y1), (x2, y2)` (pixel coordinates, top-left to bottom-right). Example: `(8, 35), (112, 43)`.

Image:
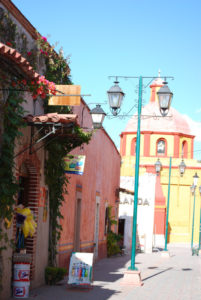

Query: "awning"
(24, 113), (78, 126)
(14, 113), (79, 158)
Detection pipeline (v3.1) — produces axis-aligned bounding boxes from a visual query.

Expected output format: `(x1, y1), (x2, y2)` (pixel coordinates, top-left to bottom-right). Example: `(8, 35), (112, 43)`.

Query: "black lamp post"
(193, 172), (199, 187)
(107, 80), (125, 116)
(90, 104), (106, 129)
(179, 159), (186, 177)
(155, 158), (162, 175)
(157, 81), (173, 117)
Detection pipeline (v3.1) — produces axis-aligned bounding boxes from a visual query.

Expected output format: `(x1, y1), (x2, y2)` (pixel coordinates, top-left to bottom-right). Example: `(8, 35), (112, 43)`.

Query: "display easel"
(67, 252), (94, 291)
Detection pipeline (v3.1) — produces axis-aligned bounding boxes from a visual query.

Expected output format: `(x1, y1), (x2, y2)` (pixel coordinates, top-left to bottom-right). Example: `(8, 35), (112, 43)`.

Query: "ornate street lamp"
(193, 172), (199, 187)
(107, 75), (173, 273)
(179, 159), (186, 177)
(157, 81), (173, 116)
(107, 81), (125, 116)
(90, 104), (106, 129)
(108, 80), (173, 118)
(155, 158), (162, 176)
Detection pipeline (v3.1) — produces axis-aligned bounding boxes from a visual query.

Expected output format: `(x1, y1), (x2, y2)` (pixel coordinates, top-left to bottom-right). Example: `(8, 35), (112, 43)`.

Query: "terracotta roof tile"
(24, 113), (78, 125)
(0, 42), (40, 80)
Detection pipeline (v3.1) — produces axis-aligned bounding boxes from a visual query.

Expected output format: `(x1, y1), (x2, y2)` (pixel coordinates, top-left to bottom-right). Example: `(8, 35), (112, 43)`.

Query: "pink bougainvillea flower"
(21, 79), (27, 85)
(48, 81), (55, 88)
(48, 82), (56, 95)
(26, 74), (56, 100)
(51, 90), (57, 95)
(36, 87), (43, 95)
(44, 51), (48, 56)
(41, 36), (47, 42)
(40, 49), (44, 54)
(27, 51), (32, 56)
(41, 93), (47, 99)
(38, 76), (45, 84)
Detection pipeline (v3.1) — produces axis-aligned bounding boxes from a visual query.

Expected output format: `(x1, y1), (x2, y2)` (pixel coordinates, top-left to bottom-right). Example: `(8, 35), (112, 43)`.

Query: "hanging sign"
(64, 155), (86, 175)
(68, 252), (94, 286)
(48, 85), (81, 106)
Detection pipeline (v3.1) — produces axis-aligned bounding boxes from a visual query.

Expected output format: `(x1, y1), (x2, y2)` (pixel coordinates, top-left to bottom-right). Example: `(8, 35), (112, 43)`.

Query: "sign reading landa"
(120, 196), (150, 206)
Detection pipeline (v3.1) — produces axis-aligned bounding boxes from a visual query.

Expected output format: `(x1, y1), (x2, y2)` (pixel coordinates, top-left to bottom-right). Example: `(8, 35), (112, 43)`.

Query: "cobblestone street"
(10, 246), (201, 300)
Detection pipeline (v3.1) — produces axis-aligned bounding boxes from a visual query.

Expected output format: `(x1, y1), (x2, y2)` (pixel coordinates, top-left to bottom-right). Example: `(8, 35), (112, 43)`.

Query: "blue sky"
(12, 0), (201, 158)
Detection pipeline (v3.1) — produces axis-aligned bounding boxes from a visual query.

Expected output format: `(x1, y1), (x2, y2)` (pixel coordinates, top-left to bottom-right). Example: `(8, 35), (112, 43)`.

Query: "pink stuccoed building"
(58, 99), (121, 269)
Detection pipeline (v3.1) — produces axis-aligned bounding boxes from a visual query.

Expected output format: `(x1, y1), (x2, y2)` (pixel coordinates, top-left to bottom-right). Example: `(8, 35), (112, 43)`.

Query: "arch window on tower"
(156, 139), (166, 156)
(130, 138), (136, 156)
(182, 141), (188, 158)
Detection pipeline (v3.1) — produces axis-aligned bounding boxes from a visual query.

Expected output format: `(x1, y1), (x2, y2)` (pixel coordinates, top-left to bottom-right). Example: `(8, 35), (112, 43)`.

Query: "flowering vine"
(35, 34), (71, 84)
(0, 73), (56, 100)
(0, 6), (92, 272)
(29, 76), (56, 99)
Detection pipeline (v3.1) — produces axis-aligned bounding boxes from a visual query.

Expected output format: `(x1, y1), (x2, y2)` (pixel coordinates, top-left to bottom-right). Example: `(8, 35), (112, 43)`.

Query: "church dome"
(124, 101), (192, 135)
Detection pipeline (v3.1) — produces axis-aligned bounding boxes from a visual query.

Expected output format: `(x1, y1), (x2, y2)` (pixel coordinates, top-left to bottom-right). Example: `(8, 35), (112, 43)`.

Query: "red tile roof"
(0, 42), (40, 80)
(24, 113), (78, 125)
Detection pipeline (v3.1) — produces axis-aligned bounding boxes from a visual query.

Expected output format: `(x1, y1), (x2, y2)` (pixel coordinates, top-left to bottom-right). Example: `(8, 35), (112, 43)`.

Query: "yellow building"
(120, 77), (201, 245)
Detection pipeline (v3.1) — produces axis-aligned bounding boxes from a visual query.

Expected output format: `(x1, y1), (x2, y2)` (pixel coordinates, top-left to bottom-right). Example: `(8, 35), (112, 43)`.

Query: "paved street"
(10, 246), (201, 300)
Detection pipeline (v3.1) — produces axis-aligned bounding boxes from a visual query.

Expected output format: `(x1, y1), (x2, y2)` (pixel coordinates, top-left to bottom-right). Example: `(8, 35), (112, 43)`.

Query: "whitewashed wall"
(119, 173), (156, 253)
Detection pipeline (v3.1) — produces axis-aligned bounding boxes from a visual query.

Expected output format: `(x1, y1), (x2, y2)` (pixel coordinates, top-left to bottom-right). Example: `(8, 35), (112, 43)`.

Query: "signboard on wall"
(64, 155), (86, 175)
(68, 252), (94, 286)
(48, 85), (81, 106)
